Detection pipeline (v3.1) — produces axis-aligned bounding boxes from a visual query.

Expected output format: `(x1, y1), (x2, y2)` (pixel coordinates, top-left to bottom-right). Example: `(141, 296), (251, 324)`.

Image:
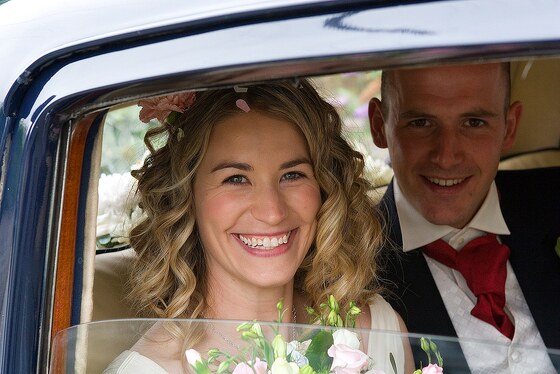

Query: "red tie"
(424, 234), (515, 339)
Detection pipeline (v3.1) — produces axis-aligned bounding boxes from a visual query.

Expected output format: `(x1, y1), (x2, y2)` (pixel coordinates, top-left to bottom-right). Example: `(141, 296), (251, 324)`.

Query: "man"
(369, 63), (560, 372)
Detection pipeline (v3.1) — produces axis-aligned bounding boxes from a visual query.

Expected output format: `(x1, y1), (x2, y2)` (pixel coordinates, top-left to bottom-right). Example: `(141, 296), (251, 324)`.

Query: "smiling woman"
(3, 1), (560, 372)
(98, 79), (413, 373)
(193, 111), (321, 292)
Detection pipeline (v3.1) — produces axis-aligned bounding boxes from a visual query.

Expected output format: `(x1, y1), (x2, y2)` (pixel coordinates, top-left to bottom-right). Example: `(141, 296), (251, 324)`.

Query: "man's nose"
(430, 127), (464, 168)
(251, 185), (288, 225)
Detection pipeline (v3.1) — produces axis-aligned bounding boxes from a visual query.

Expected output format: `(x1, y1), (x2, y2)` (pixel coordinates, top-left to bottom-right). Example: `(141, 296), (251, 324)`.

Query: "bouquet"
(186, 296), (443, 374)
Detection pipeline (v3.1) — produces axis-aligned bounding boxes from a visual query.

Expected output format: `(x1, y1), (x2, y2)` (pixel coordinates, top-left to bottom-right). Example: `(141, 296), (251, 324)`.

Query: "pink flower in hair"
(138, 92), (196, 123)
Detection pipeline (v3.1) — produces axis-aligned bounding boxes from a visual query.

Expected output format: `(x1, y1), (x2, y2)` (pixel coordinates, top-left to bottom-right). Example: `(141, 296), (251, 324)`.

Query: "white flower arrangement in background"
(96, 171), (144, 249)
(350, 141), (393, 187)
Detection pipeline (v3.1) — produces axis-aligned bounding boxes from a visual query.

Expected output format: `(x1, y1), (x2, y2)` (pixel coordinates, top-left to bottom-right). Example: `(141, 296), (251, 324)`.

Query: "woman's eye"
(224, 175), (247, 184)
(281, 171), (305, 181)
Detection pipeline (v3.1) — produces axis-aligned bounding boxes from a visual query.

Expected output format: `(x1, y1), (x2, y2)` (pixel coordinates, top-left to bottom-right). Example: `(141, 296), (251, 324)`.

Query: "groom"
(368, 62), (560, 372)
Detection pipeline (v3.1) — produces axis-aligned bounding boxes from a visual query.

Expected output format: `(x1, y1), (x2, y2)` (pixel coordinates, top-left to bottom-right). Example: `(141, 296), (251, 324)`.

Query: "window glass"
(95, 71), (392, 251)
(96, 105), (148, 251)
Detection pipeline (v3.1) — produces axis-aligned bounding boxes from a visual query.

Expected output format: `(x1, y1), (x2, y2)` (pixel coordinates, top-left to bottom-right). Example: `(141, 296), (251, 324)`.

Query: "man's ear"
(368, 98), (388, 148)
(502, 100), (523, 151)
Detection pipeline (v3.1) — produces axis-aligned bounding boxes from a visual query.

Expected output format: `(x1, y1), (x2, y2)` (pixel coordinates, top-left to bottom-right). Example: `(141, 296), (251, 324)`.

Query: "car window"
(30, 56), (560, 373)
(95, 70), (395, 253)
(3, 2), (560, 371)
(94, 58), (560, 253)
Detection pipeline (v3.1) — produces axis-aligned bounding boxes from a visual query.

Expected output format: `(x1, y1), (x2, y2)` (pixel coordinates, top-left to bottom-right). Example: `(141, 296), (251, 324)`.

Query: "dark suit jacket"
(378, 167), (560, 369)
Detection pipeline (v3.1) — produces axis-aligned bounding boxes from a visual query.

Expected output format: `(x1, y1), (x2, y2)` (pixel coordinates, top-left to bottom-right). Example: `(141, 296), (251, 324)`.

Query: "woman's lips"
(236, 231), (292, 250)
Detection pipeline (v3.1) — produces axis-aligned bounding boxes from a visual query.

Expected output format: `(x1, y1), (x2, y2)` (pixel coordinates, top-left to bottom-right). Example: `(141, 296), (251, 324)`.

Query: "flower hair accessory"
(138, 92), (196, 124)
(234, 85), (251, 113)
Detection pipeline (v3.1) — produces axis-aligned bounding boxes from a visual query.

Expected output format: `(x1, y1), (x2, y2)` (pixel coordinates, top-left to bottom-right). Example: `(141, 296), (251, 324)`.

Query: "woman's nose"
(250, 185), (288, 225)
(430, 127), (465, 168)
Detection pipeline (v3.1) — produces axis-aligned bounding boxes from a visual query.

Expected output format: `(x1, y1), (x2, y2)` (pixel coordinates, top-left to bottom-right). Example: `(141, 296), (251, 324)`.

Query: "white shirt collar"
(394, 179), (510, 252)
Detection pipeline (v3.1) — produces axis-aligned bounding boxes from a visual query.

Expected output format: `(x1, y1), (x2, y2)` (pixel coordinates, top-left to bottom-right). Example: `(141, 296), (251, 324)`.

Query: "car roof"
(0, 0), (335, 101)
(3, 0), (560, 104)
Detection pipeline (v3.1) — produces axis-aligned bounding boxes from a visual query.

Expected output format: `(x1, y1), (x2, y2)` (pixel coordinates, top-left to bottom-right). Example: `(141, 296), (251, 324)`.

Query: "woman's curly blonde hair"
(128, 78), (385, 320)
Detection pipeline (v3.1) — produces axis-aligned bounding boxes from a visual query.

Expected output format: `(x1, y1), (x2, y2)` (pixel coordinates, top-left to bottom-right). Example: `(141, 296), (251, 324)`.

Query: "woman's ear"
(368, 98), (388, 148)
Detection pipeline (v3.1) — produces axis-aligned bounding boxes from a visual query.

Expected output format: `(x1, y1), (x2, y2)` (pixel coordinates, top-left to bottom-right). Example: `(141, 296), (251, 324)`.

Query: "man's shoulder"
(496, 167), (560, 195)
(496, 166), (560, 183)
(496, 167), (560, 224)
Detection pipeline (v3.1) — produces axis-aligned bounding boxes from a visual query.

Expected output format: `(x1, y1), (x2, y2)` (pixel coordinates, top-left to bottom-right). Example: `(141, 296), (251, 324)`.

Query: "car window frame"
(3, 2), (560, 372)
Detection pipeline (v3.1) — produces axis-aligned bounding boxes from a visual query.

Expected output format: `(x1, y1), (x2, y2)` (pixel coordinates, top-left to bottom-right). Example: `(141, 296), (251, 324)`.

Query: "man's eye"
(224, 175), (247, 184)
(281, 171), (305, 181)
(409, 119), (429, 127)
(465, 118), (486, 127)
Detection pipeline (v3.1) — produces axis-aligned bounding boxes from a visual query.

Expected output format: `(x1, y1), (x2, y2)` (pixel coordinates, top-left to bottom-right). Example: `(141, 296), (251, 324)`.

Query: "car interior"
(54, 57), (560, 372)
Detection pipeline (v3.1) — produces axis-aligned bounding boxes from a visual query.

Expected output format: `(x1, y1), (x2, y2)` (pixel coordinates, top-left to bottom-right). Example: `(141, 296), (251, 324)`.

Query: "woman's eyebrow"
(280, 158), (312, 169)
(211, 158), (311, 173)
(211, 162), (252, 173)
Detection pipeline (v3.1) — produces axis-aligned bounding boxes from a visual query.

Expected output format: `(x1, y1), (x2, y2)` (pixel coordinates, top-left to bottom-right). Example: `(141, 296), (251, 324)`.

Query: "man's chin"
(422, 209), (470, 229)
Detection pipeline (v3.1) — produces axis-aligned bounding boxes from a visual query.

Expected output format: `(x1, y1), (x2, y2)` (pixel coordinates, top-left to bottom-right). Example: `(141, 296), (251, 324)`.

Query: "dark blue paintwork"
(1, 0), (560, 372)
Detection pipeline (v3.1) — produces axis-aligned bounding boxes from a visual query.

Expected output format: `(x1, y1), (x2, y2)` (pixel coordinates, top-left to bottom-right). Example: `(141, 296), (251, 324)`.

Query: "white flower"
(270, 357), (299, 374)
(96, 172), (144, 245)
(287, 339), (311, 367)
(185, 349), (203, 365)
(349, 140), (393, 187)
(333, 329), (361, 350)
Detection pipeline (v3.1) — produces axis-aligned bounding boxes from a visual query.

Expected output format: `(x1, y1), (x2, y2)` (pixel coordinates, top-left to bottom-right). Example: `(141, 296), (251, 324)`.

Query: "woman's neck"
(204, 277), (298, 323)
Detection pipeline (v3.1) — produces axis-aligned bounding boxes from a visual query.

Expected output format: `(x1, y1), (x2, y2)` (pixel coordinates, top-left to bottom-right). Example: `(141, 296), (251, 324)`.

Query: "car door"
(1, 0), (560, 372)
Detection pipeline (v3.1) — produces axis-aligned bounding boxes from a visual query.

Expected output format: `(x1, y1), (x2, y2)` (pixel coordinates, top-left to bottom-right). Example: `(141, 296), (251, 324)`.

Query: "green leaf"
(555, 237), (560, 258)
(390, 352), (397, 374)
(215, 359), (230, 374)
(300, 364), (316, 374)
(305, 330), (334, 372)
(166, 111), (183, 126)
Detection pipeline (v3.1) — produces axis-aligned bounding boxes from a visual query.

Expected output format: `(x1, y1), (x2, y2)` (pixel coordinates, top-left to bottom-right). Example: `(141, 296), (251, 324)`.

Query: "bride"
(103, 79), (413, 374)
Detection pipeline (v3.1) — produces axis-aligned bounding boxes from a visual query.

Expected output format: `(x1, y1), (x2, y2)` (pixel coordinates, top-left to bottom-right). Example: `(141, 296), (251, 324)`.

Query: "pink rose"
(328, 344), (370, 373)
(422, 364), (443, 374)
(232, 358), (268, 374)
(138, 92), (196, 123)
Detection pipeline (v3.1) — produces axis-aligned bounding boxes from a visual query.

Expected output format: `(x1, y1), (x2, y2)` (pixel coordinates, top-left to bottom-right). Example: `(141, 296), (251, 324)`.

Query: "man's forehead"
(395, 64), (503, 89)
(391, 66), (505, 103)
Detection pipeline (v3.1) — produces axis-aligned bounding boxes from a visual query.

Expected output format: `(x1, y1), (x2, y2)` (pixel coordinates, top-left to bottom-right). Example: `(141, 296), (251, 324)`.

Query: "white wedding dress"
(103, 295), (405, 374)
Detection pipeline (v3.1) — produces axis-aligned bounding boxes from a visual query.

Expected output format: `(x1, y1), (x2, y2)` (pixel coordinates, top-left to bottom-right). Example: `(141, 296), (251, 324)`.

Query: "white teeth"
(238, 232), (291, 250)
(428, 177), (464, 187)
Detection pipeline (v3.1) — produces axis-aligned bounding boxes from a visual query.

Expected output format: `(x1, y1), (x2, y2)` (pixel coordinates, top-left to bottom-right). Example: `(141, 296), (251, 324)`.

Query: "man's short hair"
(380, 62), (511, 115)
